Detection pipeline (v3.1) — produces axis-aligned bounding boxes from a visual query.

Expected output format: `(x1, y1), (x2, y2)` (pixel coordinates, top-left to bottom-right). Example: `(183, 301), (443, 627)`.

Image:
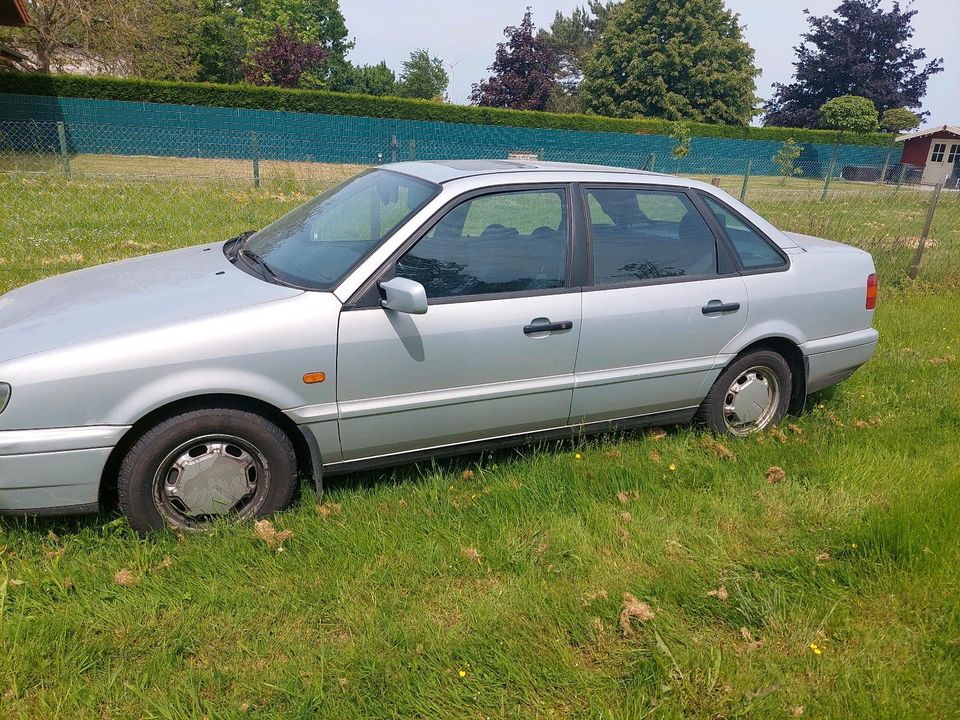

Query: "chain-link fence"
(1, 118), (957, 295)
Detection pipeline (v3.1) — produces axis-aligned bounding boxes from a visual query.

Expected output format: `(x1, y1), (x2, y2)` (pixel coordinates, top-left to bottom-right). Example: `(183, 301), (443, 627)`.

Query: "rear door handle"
(702, 301), (741, 315)
(524, 320), (574, 335)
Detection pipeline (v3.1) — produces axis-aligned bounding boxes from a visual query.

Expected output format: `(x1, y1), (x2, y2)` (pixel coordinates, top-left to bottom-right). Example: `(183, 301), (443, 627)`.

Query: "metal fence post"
(908, 183), (943, 280)
(643, 152), (656, 172)
(710, 177), (721, 187)
(57, 121), (70, 179)
(739, 159), (752, 202)
(390, 135), (398, 164)
(821, 146), (838, 201)
(251, 132), (260, 189)
(408, 140), (416, 161)
(895, 163), (907, 191)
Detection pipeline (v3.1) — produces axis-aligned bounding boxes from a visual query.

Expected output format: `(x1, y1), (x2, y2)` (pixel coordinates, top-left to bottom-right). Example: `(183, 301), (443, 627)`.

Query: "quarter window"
(931, 143), (946, 163)
(395, 189), (568, 299)
(701, 196), (786, 270)
(586, 188), (717, 284)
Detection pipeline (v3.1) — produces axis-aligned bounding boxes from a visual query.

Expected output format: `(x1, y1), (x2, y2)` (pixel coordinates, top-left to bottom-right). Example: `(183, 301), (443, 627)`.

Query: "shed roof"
(896, 125), (960, 143)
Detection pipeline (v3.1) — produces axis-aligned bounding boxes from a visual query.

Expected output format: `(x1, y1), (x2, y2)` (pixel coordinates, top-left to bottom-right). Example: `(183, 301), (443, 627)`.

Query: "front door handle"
(524, 319), (574, 335)
(702, 301), (741, 315)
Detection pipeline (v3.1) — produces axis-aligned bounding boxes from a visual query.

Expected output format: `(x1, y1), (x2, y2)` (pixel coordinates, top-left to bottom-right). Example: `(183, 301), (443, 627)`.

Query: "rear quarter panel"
(723, 243), (877, 355)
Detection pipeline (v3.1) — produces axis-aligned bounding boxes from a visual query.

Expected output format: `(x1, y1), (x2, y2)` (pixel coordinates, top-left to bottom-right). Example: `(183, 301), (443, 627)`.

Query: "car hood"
(0, 243), (303, 364)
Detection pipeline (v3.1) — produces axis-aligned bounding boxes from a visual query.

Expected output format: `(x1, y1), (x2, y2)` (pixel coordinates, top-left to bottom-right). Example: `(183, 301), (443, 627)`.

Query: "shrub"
(0, 72), (893, 146)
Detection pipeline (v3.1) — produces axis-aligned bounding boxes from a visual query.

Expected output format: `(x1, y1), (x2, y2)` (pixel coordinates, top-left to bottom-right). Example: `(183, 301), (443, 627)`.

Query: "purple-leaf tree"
(471, 8), (557, 111)
(243, 23), (327, 89)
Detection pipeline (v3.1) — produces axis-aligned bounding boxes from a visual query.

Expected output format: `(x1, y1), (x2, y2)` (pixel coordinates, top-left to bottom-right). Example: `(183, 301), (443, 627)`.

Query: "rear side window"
(701, 195), (786, 271)
(395, 189), (568, 299)
(586, 188), (718, 285)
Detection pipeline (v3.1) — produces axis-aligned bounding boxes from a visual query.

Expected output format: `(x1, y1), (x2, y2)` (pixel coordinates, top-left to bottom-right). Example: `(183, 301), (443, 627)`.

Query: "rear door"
(571, 185), (748, 424)
(336, 185), (582, 461)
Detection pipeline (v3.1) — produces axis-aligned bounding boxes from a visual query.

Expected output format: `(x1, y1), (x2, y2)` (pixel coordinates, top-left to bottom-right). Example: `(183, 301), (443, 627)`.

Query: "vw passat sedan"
(0, 161), (879, 532)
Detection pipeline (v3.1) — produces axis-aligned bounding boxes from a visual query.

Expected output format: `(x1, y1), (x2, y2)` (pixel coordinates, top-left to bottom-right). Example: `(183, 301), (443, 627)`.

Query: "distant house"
(897, 125), (960, 187)
(0, 0), (29, 69)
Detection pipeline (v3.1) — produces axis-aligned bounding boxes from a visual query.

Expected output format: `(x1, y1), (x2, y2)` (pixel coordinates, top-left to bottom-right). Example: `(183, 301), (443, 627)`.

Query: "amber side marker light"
(303, 372), (326, 384)
(866, 273), (878, 310)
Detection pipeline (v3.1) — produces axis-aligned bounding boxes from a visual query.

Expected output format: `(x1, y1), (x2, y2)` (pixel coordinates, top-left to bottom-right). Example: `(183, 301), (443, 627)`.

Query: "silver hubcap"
(723, 366), (780, 436)
(155, 435), (267, 524)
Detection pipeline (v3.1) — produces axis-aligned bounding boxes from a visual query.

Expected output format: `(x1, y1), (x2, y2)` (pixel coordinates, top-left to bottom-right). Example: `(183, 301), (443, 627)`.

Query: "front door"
(922, 140), (960, 186)
(337, 186), (581, 461)
(571, 186), (748, 423)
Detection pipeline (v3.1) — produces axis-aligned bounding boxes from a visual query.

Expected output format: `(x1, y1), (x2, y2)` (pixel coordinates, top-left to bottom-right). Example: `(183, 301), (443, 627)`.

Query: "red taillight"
(866, 273), (878, 310)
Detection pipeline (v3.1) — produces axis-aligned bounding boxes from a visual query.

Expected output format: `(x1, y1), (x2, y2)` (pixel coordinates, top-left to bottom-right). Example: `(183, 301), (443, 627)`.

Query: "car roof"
(385, 159), (659, 185)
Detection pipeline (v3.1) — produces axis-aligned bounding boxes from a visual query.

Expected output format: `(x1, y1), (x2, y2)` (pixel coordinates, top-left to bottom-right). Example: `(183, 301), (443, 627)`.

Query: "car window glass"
(587, 188), (717, 284)
(701, 196), (786, 270)
(396, 189), (567, 299)
(245, 169), (438, 288)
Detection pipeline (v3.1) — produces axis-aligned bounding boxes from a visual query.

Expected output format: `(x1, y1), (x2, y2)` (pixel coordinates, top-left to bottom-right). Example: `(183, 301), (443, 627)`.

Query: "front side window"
(701, 195), (786, 271)
(243, 169), (438, 288)
(947, 144), (960, 164)
(395, 189), (568, 299)
(931, 143), (946, 163)
(587, 187), (717, 285)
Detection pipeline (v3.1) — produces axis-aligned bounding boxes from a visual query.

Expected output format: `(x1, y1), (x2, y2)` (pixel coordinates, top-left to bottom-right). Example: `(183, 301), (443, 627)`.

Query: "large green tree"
(398, 49), (448, 100)
(538, 2), (615, 112)
(581, 0), (759, 125)
(236, 0), (351, 86)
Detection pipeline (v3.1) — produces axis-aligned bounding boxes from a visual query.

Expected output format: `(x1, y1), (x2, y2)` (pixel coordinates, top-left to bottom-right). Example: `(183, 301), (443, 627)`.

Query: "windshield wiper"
(226, 230), (256, 261)
(239, 247), (281, 283)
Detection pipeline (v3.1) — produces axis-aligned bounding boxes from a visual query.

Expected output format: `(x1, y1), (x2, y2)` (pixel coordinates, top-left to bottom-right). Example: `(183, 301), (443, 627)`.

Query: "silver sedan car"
(0, 161), (879, 533)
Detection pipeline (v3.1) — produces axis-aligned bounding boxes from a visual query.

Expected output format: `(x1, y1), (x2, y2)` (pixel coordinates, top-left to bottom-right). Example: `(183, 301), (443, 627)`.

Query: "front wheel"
(696, 350), (792, 437)
(118, 407), (298, 534)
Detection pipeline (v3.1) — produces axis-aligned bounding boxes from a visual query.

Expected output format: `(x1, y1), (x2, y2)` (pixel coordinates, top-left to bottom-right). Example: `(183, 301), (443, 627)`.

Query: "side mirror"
(379, 277), (428, 315)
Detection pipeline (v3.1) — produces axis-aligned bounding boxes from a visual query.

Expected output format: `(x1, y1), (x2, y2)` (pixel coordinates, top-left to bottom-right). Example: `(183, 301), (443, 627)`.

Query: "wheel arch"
(99, 393), (319, 509)
(726, 337), (807, 416)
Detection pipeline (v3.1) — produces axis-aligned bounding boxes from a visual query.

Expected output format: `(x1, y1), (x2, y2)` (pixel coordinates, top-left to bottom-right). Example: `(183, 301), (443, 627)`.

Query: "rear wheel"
(696, 350), (792, 437)
(118, 407), (297, 534)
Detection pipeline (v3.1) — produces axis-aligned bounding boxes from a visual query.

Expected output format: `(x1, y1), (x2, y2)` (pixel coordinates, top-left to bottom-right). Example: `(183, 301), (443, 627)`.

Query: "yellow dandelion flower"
(458, 670), (466, 678)
(669, 463), (677, 471)
(809, 643), (822, 655)
(575, 453), (582, 460)
(852, 543), (857, 549)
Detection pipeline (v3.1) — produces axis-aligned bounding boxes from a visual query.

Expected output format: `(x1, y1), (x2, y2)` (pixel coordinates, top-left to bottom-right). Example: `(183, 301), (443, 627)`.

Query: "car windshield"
(242, 169), (439, 289)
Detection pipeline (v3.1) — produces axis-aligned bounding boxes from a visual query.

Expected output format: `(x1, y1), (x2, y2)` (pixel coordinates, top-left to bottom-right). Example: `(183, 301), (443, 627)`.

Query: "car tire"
(118, 407), (298, 535)
(696, 350), (792, 437)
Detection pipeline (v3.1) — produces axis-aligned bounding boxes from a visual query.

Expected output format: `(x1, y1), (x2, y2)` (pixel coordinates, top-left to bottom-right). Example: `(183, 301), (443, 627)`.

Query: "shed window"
(931, 143), (946, 163)
(948, 144), (960, 164)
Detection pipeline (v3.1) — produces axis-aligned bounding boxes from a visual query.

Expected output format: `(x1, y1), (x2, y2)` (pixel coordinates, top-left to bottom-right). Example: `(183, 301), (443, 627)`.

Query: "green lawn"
(1, 168), (959, 719)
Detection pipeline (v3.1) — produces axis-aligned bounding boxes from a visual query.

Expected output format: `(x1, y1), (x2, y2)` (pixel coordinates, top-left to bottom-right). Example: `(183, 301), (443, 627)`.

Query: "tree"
(330, 61), (399, 96)
(538, 2), (615, 112)
(242, 23), (326, 89)
(880, 107), (920, 135)
(820, 95), (879, 136)
(1, 0), (180, 75)
(471, 8), (557, 111)
(581, 0), (759, 125)
(398, 49), (448, 100)
(762, 0), (943, 129)
(670, 120), (691, 161)
(772, 139), (803, 181)
(193, 0), (247, 85)
(236, 0), (351, 87)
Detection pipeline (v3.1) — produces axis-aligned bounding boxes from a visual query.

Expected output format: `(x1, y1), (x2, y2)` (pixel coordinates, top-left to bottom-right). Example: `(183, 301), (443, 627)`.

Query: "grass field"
(1, 162), (959, 719)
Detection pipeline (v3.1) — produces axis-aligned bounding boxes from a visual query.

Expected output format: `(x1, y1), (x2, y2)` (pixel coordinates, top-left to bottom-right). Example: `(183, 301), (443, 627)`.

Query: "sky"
(340, 0), (957, 127)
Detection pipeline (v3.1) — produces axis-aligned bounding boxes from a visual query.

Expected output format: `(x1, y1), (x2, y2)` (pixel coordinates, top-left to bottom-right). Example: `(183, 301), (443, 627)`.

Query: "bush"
(0, 72), (893, 146)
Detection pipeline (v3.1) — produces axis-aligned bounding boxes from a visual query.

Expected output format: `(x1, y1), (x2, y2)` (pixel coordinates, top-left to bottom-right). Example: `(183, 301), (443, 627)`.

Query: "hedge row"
(0, 72), (894, 147)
